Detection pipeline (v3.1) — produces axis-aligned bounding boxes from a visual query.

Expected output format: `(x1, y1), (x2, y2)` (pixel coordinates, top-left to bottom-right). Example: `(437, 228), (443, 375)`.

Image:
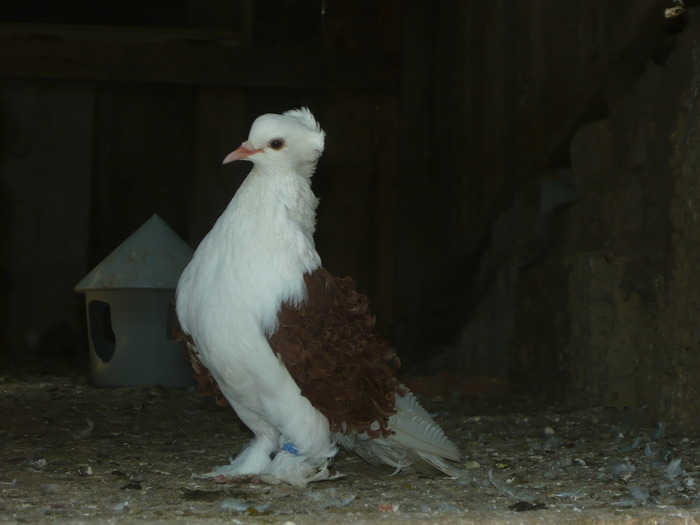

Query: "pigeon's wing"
(269, 267), (403, 437)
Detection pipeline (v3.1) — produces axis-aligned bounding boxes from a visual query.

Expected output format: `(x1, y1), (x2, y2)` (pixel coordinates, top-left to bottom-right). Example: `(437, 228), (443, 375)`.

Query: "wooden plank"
(371, 94), (399, 336)
(314, 94), (376, 288)
(188, 88), (248, 246)
(365, 0), (400, 336)
(0, 79), (94, 355)
(89, 84), (196, 264)
(0, 36), (399, 90)
(394, 1), (438, 356)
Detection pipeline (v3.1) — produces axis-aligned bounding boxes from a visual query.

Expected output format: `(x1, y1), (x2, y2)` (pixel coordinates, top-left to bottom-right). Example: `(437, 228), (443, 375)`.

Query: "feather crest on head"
(284, 107), (324, 134)
(244, 108), (325, 170)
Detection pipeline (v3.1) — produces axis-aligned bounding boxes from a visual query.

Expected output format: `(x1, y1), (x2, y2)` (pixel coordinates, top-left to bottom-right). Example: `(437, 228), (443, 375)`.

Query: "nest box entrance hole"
(88, 300), (116, 362)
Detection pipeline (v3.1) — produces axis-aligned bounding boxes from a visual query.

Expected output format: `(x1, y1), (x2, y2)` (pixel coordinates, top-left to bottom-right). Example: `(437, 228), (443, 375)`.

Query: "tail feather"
(414, 451), (465, 478)
(389, 390), (460, 461)
(335, 387), (463, 477)
(336, 434), (411, 472)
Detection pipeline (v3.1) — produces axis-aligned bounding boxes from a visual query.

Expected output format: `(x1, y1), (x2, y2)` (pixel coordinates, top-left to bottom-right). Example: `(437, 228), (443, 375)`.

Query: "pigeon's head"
(223, 108), (325, 175)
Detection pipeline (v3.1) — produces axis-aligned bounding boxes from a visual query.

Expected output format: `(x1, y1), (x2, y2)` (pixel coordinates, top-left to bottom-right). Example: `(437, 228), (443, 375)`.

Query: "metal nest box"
(75, 214), (194, 387)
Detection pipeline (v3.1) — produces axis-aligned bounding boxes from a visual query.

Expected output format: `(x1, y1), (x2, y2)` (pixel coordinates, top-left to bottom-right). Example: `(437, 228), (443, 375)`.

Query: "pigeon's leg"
(258, 356), (335, 459)
(204, 403), (279, 478)
(230, 403), (281, 470)
(234, 359), (338, 487)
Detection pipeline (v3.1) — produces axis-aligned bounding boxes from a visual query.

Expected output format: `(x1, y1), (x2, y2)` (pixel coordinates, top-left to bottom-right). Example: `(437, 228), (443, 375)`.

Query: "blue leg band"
(281, 442), (300, 456)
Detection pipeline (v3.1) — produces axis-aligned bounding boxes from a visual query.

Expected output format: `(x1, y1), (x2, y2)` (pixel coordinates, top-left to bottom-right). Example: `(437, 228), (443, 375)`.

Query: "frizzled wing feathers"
(269, 268), (403, 437)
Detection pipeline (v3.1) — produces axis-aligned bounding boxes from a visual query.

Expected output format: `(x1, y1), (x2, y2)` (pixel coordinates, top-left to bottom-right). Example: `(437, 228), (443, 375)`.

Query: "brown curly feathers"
(269, 268), (403, 438)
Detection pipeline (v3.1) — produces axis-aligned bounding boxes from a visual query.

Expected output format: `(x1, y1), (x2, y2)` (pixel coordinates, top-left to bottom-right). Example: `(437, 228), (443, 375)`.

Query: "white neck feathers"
(177, 164), (321, 339)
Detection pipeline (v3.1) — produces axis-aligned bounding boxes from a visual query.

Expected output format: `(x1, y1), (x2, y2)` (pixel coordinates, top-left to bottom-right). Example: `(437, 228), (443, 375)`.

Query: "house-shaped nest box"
(75, 214), (194, 387)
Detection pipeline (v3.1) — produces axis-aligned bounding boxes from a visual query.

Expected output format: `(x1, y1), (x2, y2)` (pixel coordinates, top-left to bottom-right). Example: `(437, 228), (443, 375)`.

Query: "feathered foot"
(194, 439), (342, 488)
(258, 448), (344, 488)
(192, 435), (274, 480)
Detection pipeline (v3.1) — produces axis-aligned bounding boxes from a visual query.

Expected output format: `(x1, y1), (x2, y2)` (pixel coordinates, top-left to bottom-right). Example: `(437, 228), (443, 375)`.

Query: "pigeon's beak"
(223, 141), (260, 164)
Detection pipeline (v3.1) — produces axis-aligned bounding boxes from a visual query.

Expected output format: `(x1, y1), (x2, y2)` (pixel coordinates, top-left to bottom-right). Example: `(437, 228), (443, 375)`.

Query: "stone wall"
(511, 12), (700, 428)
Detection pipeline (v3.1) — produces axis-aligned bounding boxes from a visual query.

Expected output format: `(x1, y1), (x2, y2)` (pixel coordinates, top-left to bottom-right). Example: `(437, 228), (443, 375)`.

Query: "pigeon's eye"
(269, 139), (285, 150)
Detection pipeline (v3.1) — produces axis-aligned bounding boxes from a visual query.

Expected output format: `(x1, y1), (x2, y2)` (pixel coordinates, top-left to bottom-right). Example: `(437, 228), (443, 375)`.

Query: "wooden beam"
(0, 36), (399, 90)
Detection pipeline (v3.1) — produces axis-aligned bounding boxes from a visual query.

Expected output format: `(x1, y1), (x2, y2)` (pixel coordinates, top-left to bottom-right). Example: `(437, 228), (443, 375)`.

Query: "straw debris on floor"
(2, 374), (700, 524)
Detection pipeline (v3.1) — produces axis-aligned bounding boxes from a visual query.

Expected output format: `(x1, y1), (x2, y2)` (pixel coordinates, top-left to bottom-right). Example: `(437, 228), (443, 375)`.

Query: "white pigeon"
(175, 108), (461, 487)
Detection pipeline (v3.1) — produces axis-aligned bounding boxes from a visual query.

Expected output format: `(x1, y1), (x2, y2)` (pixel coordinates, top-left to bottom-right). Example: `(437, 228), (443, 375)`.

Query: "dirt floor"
(2, 371), (700, 524)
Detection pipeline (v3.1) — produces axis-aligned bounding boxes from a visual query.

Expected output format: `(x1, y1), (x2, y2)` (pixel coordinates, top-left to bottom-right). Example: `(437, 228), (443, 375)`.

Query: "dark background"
(2, 0), (700, 429)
